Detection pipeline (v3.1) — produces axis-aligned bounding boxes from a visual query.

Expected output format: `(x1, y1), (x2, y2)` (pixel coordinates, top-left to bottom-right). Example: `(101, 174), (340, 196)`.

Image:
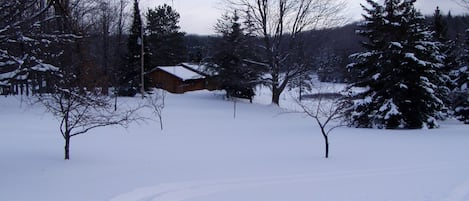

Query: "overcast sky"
(141, 0), (467, 35)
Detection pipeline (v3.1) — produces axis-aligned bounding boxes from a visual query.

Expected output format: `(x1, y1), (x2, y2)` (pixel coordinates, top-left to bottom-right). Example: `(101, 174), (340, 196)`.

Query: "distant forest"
(185, 13), (469, 83)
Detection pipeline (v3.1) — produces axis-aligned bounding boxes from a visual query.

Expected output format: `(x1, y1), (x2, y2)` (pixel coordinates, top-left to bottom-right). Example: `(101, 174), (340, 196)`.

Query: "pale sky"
(141, 0), (467, 35)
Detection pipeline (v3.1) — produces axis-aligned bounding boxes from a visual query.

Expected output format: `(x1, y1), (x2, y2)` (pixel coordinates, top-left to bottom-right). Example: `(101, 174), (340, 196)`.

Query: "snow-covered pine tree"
(0, 0), (79, 95)
(431, 7), (456, 117)
(452, 30), (469, 124)
(346, 0), (447, 129)
(452, 66), (469, 124)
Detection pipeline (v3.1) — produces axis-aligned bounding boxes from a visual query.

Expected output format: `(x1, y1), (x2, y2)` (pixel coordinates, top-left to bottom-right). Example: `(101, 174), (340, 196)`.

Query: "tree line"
(1, 0), (468, 130)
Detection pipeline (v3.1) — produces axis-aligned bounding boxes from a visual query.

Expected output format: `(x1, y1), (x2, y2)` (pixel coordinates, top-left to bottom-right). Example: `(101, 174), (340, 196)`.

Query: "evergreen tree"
(120, 0), (150, 92)
(452, 30), (469, 124)
(452, 66), (469, 124)
(211, 11), (264, 100)
(146, 4), (186, 66)
(315, 47), (347, 83)
(431, 7), (454, 118)
(346, 0), (447, 129)
(0, 0), (81, 95)
(433, 7), (448, 41)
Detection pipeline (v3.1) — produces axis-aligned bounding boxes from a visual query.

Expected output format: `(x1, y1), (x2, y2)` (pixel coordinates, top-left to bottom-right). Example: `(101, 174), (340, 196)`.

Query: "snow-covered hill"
(1, 90), (468, 201)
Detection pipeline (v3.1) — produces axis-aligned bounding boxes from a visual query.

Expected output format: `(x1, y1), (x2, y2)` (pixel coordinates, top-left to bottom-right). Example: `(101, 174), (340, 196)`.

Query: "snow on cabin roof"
(158, 66), (205, 81)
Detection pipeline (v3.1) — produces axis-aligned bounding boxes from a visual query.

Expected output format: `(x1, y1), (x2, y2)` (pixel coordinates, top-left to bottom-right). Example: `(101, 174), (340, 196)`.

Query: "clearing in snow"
(1, 90), (469, 201)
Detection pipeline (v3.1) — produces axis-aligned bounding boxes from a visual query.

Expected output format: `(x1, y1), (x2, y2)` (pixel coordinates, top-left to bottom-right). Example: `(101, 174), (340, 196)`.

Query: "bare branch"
(36, 87), (144, 159)
(453, 0), (469, 10)
(145, 89), (166, 131)
(295, 83), (346, 158)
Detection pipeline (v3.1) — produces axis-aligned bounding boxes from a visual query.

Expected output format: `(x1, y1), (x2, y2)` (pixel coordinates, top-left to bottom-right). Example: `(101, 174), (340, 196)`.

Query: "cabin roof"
(157, 66), (205, 81)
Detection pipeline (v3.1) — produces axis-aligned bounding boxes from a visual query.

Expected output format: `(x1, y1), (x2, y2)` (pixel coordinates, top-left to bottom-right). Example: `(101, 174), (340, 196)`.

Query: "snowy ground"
(1, 89), (469, 201)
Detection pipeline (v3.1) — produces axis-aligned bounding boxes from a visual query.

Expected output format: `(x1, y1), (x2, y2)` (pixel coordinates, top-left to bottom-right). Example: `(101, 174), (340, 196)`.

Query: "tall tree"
(452, 66), (469, 124)
(346, 0), (447, 129)
(431, 7), (456, 117)
(111, 0), (130, 89)
(86, 0), (129, 88)
(452, 30), (469, 124)
(146, 4), (186, 66)
(211, 11), (264, 100)
(120, 0), (150, 92)
(433, 7), (448, 41)
(224, 0), (346, 105)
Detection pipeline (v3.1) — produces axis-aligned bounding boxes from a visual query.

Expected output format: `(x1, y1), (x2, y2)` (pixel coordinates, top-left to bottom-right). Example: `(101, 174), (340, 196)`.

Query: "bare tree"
(145, 89), (166, 130)
(296, 85), (346, 158)
(113, 0), (130, 67)
(37, 88), (142, 160)
(224, 0), (347, 105)
(87, 0), (129, 76)
(453, 0), (469, 9)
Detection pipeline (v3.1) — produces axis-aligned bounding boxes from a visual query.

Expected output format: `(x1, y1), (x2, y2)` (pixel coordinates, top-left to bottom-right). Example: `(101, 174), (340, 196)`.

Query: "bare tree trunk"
(233, 99), (237, 119)
(64, 133), (71, 160)
(271, 67), (280, 105)
(272, 77), (289, 105)
(272, 88), (281, 105)
(159, 117), (163, 131)
(323, 131), (329, 158)
(325, 138), (329, 158)
(102, 13), (109, 75)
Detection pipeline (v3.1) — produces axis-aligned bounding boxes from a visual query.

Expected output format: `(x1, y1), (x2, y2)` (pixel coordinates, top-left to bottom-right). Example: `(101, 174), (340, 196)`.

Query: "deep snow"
(1, 90), (469, 201)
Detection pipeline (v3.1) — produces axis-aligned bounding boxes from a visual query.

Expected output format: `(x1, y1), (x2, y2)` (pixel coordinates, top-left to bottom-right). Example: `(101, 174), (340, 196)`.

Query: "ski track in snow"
(109, 163), (454, 201)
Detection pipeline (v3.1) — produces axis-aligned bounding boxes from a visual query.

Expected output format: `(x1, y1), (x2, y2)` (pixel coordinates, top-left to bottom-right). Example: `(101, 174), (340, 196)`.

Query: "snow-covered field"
(1, 89), (469, 201)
